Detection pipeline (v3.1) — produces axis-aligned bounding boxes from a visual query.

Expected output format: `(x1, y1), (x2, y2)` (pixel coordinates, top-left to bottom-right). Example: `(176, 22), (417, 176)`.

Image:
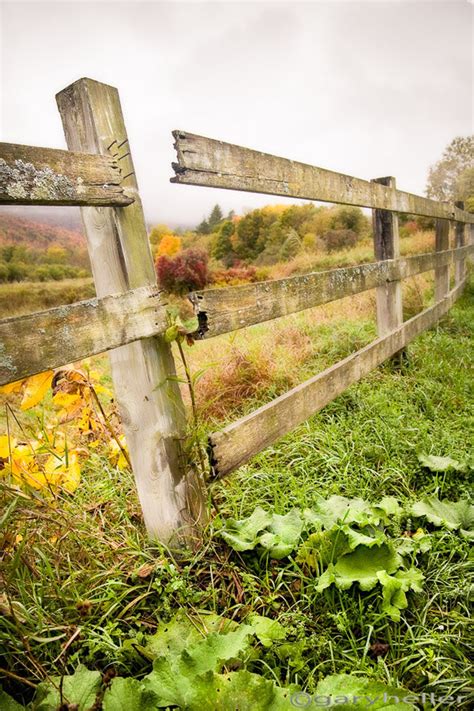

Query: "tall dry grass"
(0, 278), (95, 318)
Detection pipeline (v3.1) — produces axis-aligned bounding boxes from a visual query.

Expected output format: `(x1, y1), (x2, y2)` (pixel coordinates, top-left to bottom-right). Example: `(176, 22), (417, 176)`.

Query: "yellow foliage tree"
(157, 234), (182, 257)
(149, 224), (171, 245)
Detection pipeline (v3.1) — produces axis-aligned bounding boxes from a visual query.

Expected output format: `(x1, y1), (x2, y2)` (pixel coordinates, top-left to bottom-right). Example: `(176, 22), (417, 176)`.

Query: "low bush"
(156, 248), (209, 294)
(211, 265), (259, 286)
(321, 228), (359, 252)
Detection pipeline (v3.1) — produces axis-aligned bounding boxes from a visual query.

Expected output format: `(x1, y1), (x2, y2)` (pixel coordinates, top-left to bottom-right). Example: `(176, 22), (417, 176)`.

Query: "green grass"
(1, 277), (472, 709)
(0, 277), (95, 317)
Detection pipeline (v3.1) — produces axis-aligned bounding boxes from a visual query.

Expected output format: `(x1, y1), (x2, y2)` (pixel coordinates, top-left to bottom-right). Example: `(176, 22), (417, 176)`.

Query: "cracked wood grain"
(0, 142), (132, 206)
(57, 78), (206, 545)
(0, 285), (168, 385)
(171, 131), (474, 224)
(189, 245), (473, 340)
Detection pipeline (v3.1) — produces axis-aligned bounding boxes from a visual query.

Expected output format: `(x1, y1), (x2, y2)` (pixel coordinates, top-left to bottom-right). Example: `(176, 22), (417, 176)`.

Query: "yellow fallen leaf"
(0, 434), (16, 459)
(44, 450), (81, 493)
(77, 406), (100, 433)
(0, 378), (25, 394)
(9, 444), (35, 478)
(52, 391), (84, 420)
(12, 461), (49, 490)
(63, 452), (81, 493)
(20, 371), (54, 410)
(107, 435), (129, 470)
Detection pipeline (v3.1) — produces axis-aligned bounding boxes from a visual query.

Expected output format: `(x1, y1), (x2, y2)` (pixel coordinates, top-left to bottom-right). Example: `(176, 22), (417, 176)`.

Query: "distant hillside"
(0, 205), (84, 232)
(0, 210), (90, 282)
(0, 212), (86, 251)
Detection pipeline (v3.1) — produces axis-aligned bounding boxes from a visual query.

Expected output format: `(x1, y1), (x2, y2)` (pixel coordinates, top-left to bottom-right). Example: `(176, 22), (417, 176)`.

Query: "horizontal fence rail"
(1, 78), (472, 546)
(1, 245), (471, 386)
(191, 245), (473, 339)
(208, 281), (466, 479)
(0, 286), (167, 385)
(0, 142), (133, 206)
(171, 131), (474, 224)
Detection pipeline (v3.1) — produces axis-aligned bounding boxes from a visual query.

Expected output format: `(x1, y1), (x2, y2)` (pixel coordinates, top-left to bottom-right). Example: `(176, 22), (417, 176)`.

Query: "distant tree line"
(210, 203), (371, 266)
(0, 244), (90, 283)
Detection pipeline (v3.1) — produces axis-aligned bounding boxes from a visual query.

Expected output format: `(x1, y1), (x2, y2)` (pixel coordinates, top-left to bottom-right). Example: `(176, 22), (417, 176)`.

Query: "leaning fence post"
(56, 78), (207, 546)
(454, 201), (466, 286)
(371, 176), (403, 337)
(434, 217), (450, 302)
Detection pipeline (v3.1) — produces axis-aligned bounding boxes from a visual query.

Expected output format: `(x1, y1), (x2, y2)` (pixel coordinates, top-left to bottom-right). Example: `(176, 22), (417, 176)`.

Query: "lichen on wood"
(0, 158), (75, 201)
(0, 142), (133, 206)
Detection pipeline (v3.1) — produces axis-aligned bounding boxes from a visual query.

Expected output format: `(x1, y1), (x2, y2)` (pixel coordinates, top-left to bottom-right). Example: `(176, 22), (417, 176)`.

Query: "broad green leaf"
(143, 623), (255, 705)
(164, 324), (179, 343)
(219, 507), (272, 551)
(143, 611), (238, 660)
(313, 496), (369, 528)
(303, 508), (324, 530)
(377, 571), (408, 621)
(247, 613), (287, 647)
(303, 496), (400, 532)
(315, 673), (416, 709)
(372, 496), (402, 520)
(343, 525), (386, 550)
(0, 689), (24, 711)
(394, 567), (424, 593)
(34, 665), (101, 711)
(316, 544), (403, 592)
(377, 569), (424, 621)
(188, 670), (277, 711)
(179, 315), (199, 334)
(185, 624), (255, 674)
(102, 677), (157, 711)
(142, 656), (193, 708)
(297, 530), (352, 572)
(411, 497), (474, 535)
(258, 509), (303, 558)
(146, 666), (295, 711)
(418, 453), (466, 472)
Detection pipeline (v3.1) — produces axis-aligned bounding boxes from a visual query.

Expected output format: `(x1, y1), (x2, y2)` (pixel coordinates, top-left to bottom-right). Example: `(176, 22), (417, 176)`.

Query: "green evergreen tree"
(196, 218), (210, 235)
(208, 204), (224, 230)
(212, 220), (235, 264)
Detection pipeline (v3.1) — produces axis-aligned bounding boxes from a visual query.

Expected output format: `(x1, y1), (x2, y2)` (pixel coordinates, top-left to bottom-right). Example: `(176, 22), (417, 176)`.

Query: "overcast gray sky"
(1, 0), (472, 227)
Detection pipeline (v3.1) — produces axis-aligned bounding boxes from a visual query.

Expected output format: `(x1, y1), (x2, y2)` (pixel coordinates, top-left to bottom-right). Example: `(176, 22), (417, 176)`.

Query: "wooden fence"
(1, 78), (473, 545)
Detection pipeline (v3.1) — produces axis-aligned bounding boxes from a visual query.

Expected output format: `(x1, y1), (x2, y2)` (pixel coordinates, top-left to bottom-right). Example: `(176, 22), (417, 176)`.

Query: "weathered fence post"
(56, 78), (207, 545)
(454, 201), (466, 286)
(434, 218), (450, 302)
(371, 177), (403, 336)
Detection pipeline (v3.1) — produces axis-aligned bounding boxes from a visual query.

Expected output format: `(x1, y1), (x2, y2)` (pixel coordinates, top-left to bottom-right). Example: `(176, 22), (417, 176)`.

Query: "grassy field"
(0, 230), (433, 319)
(0, 278), (94, 318)
(1, 254), (472, 708)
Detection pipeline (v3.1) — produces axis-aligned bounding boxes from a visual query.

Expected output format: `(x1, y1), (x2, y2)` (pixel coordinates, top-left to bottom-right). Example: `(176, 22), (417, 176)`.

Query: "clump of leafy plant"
(218, 494), (473, 621)
(1, 611), (418, 710)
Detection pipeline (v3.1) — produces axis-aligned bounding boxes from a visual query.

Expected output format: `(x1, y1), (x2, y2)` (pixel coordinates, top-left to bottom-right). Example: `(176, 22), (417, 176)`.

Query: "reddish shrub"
(156, 249), (209, 294)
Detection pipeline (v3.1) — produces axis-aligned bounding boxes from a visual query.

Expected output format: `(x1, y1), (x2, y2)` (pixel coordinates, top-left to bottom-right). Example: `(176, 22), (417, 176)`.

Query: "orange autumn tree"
(157, 234), (182, 257)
